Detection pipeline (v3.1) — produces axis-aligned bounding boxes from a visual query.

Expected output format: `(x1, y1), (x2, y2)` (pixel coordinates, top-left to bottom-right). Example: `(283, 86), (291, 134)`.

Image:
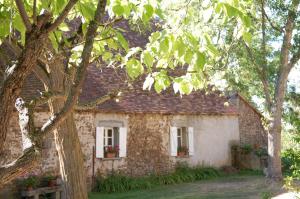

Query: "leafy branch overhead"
(0, 0), (252, 96)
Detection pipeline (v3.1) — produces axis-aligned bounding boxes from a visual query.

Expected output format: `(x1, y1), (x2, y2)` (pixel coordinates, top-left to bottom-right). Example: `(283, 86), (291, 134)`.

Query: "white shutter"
(119, 127), (127, 157)
(96, 127), (104, 158)
(170, 127), (178, 156)
(188, 127), (194, 156)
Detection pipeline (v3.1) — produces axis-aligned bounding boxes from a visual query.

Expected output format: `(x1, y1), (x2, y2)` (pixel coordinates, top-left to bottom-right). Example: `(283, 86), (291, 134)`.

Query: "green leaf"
(143, 4), (154, 21)
(112, 4), (124, 16)
(242, 31), (252, 45)
(142, 51), (154, 68)
(116, 32), (129, 51)
(102, 52), (113, 62)
(173, 37), (185, 58)
(55, 0), (67, 14)
(153, 71), (171, 93)
(195, 52), (205, 71)
(58, 23), (69, 31)
(241, 15), (251, 28)
(179, 80), (192, 94)
(224, 3), (238, 17)
(159, 37), (169, 53)
(49, 33), (58, 52)
(126, 58), (144, 79)
(79, 2), (96, 21)
(184, 49), (193, 64)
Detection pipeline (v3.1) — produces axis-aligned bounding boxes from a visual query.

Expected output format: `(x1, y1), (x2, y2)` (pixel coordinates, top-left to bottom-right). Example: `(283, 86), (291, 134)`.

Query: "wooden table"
(21, 186), (62, 199)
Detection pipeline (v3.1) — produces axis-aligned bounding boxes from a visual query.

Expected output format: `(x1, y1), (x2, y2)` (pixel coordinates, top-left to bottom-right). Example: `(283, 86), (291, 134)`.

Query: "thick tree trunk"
(0, 31), (46, 152)
(47, 57), (88, 199)
(267, 118), (282, 179)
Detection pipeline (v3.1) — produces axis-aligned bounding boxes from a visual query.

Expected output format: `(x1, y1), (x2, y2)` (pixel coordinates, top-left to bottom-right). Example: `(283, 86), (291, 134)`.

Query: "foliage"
(19, 175), (40, 189)
(240, 144), (253, 154)
(104, 145), (119, 153)
(281, 148), (300, 177)
(254, 147), (268, 157)
(177, 146), (189, 154)
(94, 164), (220, 193)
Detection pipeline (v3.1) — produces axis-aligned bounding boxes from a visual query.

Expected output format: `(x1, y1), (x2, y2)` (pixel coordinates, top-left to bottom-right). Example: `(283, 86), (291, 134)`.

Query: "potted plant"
(21, 175), (39, 191)
(45, 175), (57, 187)
(177, 146), (188, 157)
(240, 144), (253, 155)
(104, 145), (119, 158)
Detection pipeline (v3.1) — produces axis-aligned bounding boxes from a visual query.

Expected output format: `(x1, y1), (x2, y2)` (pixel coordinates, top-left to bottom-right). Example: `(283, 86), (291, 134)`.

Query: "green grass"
(89, 175), (279, 199)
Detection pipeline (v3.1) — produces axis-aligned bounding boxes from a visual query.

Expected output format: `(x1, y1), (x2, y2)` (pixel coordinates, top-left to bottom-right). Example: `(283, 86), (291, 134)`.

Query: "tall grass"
(94, 165), (220, 193)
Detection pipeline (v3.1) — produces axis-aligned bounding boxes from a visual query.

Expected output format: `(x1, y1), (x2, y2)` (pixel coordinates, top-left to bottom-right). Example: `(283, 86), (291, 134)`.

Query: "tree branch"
(280, 0), (299, 69)
(46, 0), (79, 33)
(33, 0), (37, 24)
(39, 0), (107, 137)
(0, 147), (40, 188)
(77, 91), (119, 110)
(30, 91), (66, 107)
(261, 7), (283, 33)
(15, 0), (32, 31)
(243, 41), (273, 111)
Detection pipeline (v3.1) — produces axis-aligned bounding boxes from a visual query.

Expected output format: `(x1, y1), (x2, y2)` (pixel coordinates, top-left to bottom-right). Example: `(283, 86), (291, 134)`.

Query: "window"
(96, 126), (127, 159)
(177, 127), (188, 156)
(104, 127), (119, 158)
(170, 126), (194, 157)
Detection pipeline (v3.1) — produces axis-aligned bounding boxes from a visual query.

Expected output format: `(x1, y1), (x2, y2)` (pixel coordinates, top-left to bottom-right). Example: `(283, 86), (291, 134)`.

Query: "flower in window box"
(104, 145), (119, 158)
(177, 146), (189, 157)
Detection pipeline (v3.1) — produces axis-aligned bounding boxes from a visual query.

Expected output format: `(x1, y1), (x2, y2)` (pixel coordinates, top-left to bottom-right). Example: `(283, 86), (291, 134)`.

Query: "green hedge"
(94, 165), (220, 193)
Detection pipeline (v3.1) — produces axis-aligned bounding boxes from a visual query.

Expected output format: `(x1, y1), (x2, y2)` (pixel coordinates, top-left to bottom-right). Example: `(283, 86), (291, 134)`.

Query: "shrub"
(240, 144), (253, 154)
(20, 175), (40, 189)
(94, 165), (220, 193)
(282, 148), (300, 177)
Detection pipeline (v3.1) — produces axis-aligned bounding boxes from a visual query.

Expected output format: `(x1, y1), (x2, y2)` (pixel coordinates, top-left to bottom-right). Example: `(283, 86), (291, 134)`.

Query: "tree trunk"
(0, 31), (46, 152)
(47, 57), (88, 199)
(267, 67), (290, 179)
(267, 118), (282, 179)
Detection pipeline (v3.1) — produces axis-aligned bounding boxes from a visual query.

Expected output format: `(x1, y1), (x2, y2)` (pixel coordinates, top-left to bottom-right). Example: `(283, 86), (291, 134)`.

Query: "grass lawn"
(89, 175), (288, 199)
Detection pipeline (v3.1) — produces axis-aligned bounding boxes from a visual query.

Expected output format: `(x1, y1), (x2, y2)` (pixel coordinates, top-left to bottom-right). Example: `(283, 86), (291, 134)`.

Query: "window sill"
(101, 157), (123, 161)
(175, 156), (190, 159)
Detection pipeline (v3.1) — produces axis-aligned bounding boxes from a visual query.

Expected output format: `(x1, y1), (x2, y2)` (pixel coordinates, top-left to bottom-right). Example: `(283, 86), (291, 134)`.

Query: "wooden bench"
(21, 186), (62, 199)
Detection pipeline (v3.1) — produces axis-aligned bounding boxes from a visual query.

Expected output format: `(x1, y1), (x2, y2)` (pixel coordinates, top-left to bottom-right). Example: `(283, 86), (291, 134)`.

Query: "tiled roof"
(79, 66), (237, 115)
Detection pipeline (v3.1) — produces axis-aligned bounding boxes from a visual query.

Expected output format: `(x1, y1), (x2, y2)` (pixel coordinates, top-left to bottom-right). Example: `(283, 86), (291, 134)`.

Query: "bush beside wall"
(94, 164), (220, 193)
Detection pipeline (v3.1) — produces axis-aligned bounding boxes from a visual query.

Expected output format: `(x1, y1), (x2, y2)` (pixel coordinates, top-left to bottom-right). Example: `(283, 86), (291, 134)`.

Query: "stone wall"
(126, 114), (173, 176)
(237, 96), (267, 148)
(3, 112), (240, 188)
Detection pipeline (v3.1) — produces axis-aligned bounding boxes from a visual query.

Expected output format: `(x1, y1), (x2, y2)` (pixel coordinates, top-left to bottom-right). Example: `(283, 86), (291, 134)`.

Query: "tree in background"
(220, 0), (300, 179)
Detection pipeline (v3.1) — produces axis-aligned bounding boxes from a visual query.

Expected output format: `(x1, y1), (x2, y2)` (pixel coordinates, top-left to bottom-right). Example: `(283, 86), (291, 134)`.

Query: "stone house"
(3, 66), (267, 184)
(1, 21), (267, 188)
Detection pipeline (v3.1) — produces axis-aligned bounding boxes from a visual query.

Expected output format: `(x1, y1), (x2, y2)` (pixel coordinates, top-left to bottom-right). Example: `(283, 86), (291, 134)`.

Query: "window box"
(106, 152), (117, 158)
(177, 151), (187, 157)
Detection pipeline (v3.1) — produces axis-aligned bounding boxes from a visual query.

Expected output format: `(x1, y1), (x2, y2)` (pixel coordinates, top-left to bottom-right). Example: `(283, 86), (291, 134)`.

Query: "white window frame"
(104, 127), (114, 147)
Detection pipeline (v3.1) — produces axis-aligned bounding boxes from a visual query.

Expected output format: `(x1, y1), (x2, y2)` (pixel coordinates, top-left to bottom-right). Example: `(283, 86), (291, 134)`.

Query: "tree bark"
(265, 0), (299, 179)
(46, 56), (88, 199)
(0, 30), (46, 152)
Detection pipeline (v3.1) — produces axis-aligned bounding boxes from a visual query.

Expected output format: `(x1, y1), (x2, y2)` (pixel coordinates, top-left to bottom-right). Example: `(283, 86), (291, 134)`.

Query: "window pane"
(113, 127), (119, 146)
(108, 138), (112, 145)
(177, 128), (181, 137)
(177, 137), (182, 148)
(107, 129), (112, 137)
(182, 131), (187, 147)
